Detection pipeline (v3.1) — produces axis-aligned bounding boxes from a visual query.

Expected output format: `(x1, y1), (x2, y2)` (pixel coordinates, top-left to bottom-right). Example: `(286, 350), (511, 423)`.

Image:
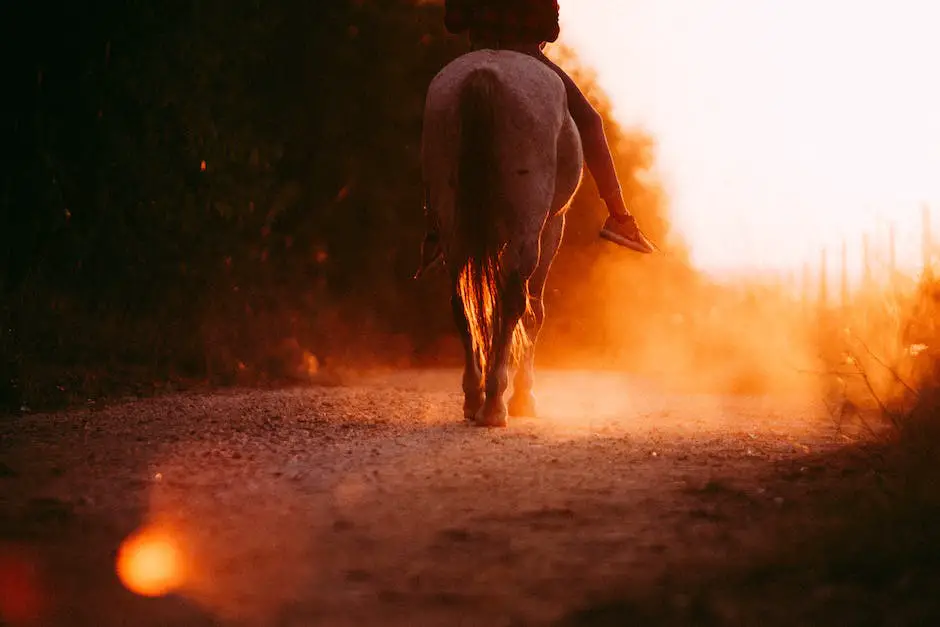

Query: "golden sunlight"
(558, 0), (940, 279)
(116, 526), (184, 597)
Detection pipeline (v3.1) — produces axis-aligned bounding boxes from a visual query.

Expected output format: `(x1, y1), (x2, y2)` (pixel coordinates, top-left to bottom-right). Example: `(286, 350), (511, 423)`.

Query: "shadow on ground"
(558, 442), (940, 627)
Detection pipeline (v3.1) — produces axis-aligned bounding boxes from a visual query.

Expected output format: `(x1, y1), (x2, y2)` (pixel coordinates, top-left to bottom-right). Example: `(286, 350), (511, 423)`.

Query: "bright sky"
(558, 0), (940, 279)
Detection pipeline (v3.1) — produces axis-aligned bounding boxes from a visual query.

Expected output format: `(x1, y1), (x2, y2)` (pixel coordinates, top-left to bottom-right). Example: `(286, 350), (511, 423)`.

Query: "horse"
(421, 49), (584, 427)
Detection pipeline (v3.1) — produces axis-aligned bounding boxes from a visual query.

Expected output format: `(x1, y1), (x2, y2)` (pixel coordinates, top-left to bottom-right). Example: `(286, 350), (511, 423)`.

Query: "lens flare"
(116, 527), (184, 597)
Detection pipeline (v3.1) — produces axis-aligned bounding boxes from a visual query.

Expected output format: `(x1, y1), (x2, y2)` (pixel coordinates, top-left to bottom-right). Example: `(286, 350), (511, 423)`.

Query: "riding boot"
(598, 193), (656, 254)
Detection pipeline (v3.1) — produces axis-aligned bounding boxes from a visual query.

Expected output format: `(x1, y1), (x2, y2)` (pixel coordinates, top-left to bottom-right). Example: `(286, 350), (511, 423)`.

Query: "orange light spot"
(200, 160), (207, 172)
(116, 527), (184, 597)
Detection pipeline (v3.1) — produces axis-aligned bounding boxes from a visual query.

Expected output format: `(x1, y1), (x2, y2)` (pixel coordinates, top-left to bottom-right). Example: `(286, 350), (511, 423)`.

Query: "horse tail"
(454, 67), (530, 375)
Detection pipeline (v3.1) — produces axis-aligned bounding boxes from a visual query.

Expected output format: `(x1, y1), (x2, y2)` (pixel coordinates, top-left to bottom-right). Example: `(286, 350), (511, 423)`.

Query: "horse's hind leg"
(452, 289), (483, 421)
(476, 268), (529, 427)
(509, 214), (565, 418)
(476, 235), (541, 427)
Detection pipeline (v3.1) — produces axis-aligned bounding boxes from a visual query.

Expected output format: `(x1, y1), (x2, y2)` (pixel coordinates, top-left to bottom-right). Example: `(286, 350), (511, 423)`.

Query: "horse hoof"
(463, 398), (483, 423)
(508, 392), (537, 418)
(474, 406), (508, 428)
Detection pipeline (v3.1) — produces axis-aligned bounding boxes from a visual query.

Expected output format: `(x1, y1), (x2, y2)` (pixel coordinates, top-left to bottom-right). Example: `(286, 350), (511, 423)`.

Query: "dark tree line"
(1, 0), (686, 411)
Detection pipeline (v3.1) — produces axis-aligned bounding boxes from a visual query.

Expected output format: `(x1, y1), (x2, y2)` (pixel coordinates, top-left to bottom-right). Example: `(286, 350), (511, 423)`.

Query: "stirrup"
(413, 250), (444, 280)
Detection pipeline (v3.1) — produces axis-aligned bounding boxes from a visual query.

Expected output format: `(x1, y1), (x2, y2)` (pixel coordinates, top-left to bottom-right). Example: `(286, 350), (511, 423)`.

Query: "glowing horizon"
(557, 0), (940, 280)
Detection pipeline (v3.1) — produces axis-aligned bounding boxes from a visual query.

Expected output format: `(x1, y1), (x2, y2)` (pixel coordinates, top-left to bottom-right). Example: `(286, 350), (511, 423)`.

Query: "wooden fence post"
(840, 238), (848, 311)
(862, 232), (872, 295)
(923, 203), (932, 277)
(888, 221), (897, 286)
(819, 247), (828, 311)
(801, 261), (811, 320)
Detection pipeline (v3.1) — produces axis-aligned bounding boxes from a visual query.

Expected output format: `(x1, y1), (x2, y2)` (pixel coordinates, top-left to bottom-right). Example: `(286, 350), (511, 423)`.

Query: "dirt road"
(1, 369), (864, 626)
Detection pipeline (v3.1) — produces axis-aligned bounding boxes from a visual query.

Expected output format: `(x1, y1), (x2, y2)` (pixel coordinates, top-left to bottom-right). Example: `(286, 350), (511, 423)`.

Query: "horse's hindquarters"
(421, 50), (583, 427)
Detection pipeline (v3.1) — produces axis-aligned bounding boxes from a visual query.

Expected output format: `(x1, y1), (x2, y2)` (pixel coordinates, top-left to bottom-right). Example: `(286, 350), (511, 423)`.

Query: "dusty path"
(0, 370), (849, 626)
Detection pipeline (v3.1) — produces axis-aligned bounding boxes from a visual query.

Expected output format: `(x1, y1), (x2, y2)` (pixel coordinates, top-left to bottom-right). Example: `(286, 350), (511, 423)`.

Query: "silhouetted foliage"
(1, 0), (680, 410)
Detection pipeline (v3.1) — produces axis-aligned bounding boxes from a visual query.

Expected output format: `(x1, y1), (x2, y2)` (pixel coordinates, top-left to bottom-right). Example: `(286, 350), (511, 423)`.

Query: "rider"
(416, 0), (655, 277)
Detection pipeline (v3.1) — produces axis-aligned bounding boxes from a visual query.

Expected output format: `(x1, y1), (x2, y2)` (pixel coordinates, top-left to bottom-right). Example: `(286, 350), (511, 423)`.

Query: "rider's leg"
(533, 52), (655, 254)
